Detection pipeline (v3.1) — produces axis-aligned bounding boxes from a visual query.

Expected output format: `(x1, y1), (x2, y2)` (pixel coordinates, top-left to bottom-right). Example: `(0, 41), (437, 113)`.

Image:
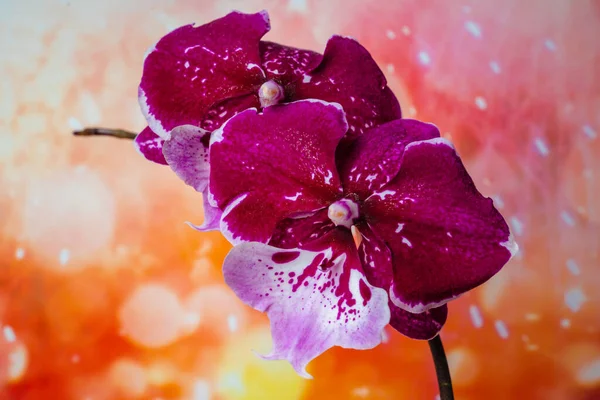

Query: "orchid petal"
(209, 100), (347, 244)
(223, 229), (390, 378)
(186, 189), (222, 232)
(162, 125), (210, 193)
(199, 93), (260, 132)
(339, 119), (440, 199)
(259, 41), (323, 83)
(134, 126), (167, 165)
(269, 208), (334, 249)
(294, 36), (401, 140)
(356, 222), (394, 289)
(364, 138), (517, 313)
(139, 11), (270, 138)
(389, 303), (448, 340)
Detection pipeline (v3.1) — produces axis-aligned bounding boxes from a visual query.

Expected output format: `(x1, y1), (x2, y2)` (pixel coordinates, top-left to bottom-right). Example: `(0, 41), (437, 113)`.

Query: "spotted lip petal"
(162, 125), (211, 193)
(294, 36), (401, 141)
(223, 229), (390, 378)
(363, 136), (516, 313)
(134, 126), (167, 165)
(209, 100), (347, 244)
(139, 11), (270, 138)
(338, 119), (441, 200)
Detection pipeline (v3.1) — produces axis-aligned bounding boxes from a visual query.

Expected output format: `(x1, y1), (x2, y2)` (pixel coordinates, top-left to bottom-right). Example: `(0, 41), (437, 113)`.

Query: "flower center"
(258, 80), (285, 107)
(327, 199), (359, 229)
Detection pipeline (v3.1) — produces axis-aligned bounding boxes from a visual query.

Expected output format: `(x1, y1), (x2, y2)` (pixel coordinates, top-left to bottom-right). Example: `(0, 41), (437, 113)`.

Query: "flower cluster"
(135, 10), (516, 377)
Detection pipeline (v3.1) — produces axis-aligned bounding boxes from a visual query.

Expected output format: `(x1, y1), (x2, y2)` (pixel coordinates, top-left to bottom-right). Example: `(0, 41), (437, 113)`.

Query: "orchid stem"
(73, 127), (137, 140)
(428, 335), (454, 400)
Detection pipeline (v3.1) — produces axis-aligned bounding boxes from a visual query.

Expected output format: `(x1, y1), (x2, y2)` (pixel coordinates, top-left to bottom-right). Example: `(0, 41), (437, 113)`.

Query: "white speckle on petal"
(494, 320), (509, 339)
(365, 174), (377, 182)
(464, 21), (482, 38)
(475, 96), (487, 110)
(395, 223), (404, 233)
(323, 170), (333, 184)
(284, 192), (302, 201)
(564, 287), (587, 312)
(401, 237), (412, 247)
(302, 74), (312, 83)
(372, 190), (396, 200)
(246, 63), (266, 78)
(469, 305), (483, 328)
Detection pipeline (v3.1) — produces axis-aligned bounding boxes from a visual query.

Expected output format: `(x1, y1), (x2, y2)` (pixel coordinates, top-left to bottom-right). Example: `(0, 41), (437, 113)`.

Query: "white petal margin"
(139, 87), (170, 139)
(223, 242), (390, 378)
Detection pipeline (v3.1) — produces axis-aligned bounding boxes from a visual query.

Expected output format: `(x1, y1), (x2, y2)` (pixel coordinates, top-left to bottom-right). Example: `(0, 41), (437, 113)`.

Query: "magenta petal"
(294, 36), (401, 140)
(162, 125), (210, 192)
(187, 189), (222, 232)
(364, 138), (517, 313)
(356, 222), (393, 289)
(134, 126), (167, 165)
(339, 119), (441, 199)
(139, 11), (270, 138)
(200, 93), (260, 132)
(223, 229), (390, 378)
(269, 208), (334, 249)
(209, 100), (347, 244)
(259, 41), (323, 83)
(389, 303), (447, 340)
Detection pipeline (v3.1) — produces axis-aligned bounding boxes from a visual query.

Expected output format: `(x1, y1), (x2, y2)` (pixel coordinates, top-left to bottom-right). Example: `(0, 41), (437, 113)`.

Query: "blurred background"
(1, 0), (599, 398)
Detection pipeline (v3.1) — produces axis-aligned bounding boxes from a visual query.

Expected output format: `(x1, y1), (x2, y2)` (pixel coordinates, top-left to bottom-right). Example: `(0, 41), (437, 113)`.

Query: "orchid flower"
(161, 99), (518, 378)
(134, 10), (400, 230)
(73, 10), (517, 393)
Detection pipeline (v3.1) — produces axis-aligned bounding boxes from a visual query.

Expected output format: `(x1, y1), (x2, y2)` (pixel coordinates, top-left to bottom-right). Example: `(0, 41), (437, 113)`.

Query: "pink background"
(1, 0), (599, 398)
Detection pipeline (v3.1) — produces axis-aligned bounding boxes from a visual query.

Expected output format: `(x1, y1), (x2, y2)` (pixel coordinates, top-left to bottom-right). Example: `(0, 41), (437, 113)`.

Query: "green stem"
(428, 335), (454, 400)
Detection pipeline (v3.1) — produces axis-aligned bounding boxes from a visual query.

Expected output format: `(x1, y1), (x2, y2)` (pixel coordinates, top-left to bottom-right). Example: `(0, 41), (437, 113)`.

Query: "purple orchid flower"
(170, 100), (518, 378)
(134, 10), (400, 230)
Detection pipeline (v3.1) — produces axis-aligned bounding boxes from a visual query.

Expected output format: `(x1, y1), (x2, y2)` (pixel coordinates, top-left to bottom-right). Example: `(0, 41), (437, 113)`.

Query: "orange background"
(1, 0), (599, 399)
